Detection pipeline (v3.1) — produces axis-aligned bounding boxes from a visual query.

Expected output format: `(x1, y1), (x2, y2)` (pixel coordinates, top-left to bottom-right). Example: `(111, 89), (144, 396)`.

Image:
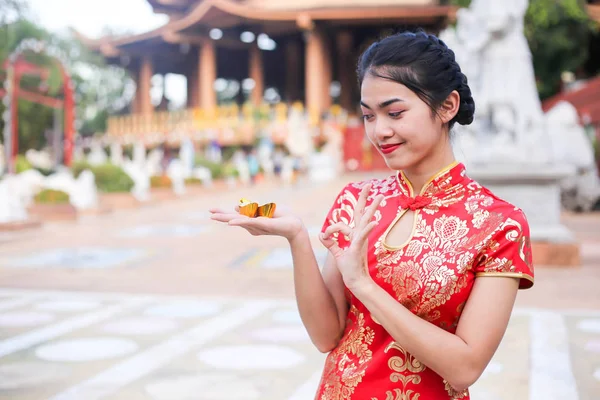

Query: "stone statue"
(110, 142), (124, 167)
(167, 158), (186, 196)
(443, 0), (577, 246)
(0, 175), (28, 223)
(87, 141), (108, 166)
(546, 101), (600, 212)
(179, 138), (195, 179)
(446, 0), (550, 164)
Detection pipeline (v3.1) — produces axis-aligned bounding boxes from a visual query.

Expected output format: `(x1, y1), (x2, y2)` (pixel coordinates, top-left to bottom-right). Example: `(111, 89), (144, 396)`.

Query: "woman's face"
(360, 74), (447, 172)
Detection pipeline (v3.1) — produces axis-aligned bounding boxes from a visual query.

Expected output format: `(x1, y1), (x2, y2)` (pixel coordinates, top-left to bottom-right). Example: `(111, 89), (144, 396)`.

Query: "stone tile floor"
(0, 172), (598, 399)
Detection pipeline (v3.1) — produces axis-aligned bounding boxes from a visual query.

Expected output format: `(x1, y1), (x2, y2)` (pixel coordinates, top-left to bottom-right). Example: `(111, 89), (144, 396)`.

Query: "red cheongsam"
(315, 161), (534, 400)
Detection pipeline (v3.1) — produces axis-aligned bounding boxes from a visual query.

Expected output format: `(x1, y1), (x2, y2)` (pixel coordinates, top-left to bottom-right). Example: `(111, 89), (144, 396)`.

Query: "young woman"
(210, 31), (534, 400)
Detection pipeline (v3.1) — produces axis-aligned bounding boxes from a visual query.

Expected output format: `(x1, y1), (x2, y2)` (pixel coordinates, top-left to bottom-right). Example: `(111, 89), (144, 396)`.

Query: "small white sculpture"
(179, 138), (195, 179)
(110, 142), (124, 167)
(546, 101), (600, 211)
(87, 142), (108, 166)
(70, 170), (99, 210)
(0, 176), (28, 223)
(122, 161), (151, 202)
(25, 149), (54, 170)
(167, 158), (186, 196)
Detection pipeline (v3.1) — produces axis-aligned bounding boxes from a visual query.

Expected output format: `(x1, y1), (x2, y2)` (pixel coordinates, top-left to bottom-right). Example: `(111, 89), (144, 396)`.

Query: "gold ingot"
(239, 202), (258, 217)
(257, 203), (276, 218)
(238, 198), (276, 218)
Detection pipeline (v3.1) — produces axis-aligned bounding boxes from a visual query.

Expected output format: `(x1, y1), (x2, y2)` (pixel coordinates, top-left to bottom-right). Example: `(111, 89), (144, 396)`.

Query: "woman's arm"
(210, 207), (348, 353)
(349, 276), (519, 392)
(289, 230), (348, 352)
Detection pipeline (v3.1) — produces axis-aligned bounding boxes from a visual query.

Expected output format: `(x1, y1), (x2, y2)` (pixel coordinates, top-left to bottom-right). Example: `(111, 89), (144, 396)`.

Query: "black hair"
(357, 30), (475, 129)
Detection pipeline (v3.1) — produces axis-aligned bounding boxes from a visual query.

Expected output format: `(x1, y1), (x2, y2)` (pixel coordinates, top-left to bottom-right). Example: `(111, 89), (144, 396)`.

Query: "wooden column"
(131, 69), (140, 114)
(187, 51), (200, 108)
(249, 45), (264, 106)
(305, 29), (329, 118)
(199, 40), (217, 111)
(285, 39), (301, 102)
(337, 31), (354, 112)
(138, 56), (153, 116)
(321, 33), (332, 111)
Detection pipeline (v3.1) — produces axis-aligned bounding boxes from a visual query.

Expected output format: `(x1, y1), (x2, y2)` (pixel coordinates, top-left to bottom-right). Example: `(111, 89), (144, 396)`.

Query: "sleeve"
(474, 209), (534, 289)
(321, 184), (359, 250)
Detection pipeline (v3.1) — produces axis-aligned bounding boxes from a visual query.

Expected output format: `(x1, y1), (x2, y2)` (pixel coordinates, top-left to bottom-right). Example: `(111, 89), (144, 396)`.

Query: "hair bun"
(453, 76), (475, 126)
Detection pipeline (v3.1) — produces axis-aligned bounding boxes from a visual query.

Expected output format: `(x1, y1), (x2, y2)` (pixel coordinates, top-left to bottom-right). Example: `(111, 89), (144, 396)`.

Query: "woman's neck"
(403, 151), (456, 194)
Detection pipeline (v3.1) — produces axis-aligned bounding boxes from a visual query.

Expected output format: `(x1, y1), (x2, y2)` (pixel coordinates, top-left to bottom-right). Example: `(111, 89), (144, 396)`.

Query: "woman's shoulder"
(465, 179), (530, 226)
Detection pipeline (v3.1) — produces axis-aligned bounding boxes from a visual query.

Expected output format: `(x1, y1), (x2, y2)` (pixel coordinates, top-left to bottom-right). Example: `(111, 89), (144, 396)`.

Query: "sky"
(26, 0), (168, 38)
(25, 0), (186, 106)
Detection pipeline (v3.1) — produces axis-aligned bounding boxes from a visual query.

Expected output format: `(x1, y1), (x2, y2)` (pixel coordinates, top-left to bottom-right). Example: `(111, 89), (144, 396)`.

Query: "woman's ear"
(439, 90), (460, 124)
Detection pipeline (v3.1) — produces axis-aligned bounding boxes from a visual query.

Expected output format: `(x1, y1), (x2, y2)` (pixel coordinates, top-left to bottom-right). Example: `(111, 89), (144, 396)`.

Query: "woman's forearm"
(289, 229), (344, 352)
(350, 281), (478, 391)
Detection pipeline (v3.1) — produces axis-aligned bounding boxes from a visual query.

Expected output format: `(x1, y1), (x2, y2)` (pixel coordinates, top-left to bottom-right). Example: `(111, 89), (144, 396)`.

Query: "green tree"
(449, 0), (597, 99)
(0, 11), (132, 155)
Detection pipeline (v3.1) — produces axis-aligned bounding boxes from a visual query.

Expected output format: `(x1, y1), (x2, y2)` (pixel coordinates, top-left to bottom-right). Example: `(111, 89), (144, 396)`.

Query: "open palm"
(209, 205), (304, 242)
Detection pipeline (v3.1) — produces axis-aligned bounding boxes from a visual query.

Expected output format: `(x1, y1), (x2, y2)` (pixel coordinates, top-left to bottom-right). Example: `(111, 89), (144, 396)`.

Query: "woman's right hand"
(209, 205), (305, 242)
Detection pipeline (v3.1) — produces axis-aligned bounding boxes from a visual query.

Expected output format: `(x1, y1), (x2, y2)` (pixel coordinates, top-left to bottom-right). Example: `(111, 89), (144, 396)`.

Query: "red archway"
(1, 41), (75, 174)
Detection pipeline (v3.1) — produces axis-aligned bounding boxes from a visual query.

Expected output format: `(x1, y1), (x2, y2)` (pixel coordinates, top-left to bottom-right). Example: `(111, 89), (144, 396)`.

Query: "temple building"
(78, 0), (457, 169)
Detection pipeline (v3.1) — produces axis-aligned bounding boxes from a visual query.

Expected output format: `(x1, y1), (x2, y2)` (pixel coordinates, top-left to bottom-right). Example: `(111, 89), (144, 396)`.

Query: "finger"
(319, 232), (344, 258)
(211, 213), (249, 223)
(354, 184), (372, 226)
(322, 222), (353, 241)
(209, 207), (238, 214)
(351, 220), (379, 251)
(358, 194), (384, 230)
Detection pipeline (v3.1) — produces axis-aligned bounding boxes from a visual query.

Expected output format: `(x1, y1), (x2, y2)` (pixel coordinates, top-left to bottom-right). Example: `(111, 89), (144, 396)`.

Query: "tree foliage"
(449, 0), (597, 99)
(0, 0), (132, 154)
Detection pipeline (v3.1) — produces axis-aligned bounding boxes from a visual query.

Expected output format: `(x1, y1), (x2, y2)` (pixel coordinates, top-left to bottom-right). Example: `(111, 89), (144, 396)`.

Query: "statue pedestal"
(468, 163), (580, 267)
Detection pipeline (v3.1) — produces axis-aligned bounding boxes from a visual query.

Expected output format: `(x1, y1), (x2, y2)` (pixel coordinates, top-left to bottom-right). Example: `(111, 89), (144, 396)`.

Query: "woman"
(210, 31), (534, 400)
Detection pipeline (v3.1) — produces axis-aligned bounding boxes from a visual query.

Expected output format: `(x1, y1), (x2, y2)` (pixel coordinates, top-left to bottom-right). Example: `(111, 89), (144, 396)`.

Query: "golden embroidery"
(320, 306), (375, 400)
(377, 342), (426, 400)
(444, 381), (469, 399)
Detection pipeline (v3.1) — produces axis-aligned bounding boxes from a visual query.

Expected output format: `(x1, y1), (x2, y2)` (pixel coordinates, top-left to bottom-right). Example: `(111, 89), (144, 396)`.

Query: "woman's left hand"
(319, 184), (384, 292)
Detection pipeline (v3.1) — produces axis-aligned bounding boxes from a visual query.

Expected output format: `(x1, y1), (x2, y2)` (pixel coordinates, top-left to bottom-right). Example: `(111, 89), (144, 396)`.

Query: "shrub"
(184, 177), (203, 185)
(34, 189), (70, 204)
(92, 164), (135, 193)
(15, 155), (32, 173)
(71, 161), (93, 178)
(150, 175), (172, 188)
(194, 157), (223, 179)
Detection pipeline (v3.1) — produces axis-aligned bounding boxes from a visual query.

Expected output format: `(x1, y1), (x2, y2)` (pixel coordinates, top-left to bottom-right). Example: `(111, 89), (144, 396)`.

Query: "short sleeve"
(321, 184), (359, 250)
(474, 210), (534, 289)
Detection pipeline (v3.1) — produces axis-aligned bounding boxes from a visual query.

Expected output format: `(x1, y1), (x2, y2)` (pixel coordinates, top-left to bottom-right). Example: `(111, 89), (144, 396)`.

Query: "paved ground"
(0, 173), (599, 400)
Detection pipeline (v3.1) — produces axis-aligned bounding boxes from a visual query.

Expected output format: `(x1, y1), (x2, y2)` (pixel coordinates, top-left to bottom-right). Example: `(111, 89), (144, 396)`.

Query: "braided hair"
(357, 31), (475, 129)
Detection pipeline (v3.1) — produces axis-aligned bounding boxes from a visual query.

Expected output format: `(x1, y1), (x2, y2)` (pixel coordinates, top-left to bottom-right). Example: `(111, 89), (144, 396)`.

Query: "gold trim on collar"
(396, 160), (460, 196)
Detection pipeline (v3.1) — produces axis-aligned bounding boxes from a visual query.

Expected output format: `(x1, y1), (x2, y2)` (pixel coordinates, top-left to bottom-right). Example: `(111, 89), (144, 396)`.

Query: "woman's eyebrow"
(360, 98), (404, 109)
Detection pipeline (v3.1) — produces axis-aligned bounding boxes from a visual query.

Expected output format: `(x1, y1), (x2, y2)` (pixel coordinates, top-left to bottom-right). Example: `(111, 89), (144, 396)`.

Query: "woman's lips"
(380, 143), (404, 154)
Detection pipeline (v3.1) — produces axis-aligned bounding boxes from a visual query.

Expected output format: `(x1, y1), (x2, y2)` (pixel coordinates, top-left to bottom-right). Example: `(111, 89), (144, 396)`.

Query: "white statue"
(444, 0), (551, 164)
(546, 101), (600, 212)
(0, 176), (28, 223)
(167, 158), (186, 196)
(87, 142), (108, 166)
(16, 169), (45, 206)
(25, 149), (54, 170)
(122, 161), (151, 202)
(110, 142), (124, 166)
(179, 138), (195, 179)
(146, 148), (164, 177)
(133, 141), (147, 167)
(70, 170), (99, 210)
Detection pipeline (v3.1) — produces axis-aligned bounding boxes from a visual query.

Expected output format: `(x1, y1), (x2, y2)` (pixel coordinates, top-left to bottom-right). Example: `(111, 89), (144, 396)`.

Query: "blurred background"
(0, 1), (599, 399)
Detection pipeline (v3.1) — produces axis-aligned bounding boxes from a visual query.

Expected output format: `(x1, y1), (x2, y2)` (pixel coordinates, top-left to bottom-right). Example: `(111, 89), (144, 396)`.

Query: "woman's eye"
(389, 111), (404, 118)
(362, 114), (374, 122)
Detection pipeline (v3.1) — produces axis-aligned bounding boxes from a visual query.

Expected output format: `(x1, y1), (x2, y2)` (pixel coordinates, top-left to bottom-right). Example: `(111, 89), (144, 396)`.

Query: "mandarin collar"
(396, 161), (467, 198)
